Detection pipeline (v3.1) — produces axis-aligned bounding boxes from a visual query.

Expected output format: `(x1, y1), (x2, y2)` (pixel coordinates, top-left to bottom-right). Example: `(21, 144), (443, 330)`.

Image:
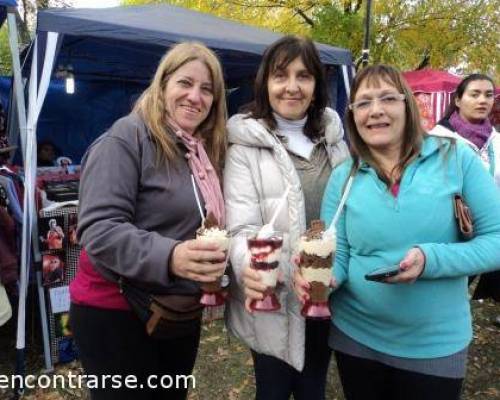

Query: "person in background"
(69, 42), (228, 400)
(299, 64), (500, 400)
(430, 74), (500, 327)
(37, 140), (58, 166)
(0, 103), (15, 166)
(224, 35), (348, 400)
(0, 135), (15, 166)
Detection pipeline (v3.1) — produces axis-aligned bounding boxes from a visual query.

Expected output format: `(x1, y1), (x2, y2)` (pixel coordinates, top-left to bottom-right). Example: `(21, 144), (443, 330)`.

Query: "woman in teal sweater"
(318, 65), (500, 399)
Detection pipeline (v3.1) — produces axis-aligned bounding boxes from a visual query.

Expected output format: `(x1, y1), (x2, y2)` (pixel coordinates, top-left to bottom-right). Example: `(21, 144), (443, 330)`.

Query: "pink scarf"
(169, 120), (225, 226)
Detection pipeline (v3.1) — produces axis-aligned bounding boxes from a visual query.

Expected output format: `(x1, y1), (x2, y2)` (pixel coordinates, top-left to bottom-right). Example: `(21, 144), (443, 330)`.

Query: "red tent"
(403, 69), (500, 130)
(403, 69), (461, 93)
(402, 69), (462, 130)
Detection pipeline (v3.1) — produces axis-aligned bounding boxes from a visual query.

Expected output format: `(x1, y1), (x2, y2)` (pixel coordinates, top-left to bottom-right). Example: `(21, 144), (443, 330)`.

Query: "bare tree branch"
(294, 7), (314, 27)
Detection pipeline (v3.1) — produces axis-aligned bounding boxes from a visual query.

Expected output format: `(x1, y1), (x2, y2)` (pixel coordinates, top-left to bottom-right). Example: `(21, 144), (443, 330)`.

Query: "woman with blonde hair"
(70, 42), (227, 400)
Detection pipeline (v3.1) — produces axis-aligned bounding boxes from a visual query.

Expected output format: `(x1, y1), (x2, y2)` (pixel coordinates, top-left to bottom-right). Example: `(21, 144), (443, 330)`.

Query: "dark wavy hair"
(245, 35), (329, 140)
(345, 64), (425, 185)
(442, 73), (495, 120)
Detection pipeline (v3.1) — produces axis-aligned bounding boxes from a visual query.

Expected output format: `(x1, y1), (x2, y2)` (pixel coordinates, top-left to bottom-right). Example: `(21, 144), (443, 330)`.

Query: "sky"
(72, 0), (121, 8)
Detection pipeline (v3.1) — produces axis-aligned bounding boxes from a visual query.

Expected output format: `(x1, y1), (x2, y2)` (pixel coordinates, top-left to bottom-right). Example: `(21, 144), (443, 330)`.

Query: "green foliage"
(0, 25), (12, 75)
(311, 0), (499, 80)
(122, 0), (315, 35)
(121, 0), (498, 80)
(311, 3), (365, 59)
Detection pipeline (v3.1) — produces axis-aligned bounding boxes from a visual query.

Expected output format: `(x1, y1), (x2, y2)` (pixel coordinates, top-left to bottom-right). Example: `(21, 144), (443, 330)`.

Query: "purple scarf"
(168, 120), (225, 226)
(449, 111), (492, 149)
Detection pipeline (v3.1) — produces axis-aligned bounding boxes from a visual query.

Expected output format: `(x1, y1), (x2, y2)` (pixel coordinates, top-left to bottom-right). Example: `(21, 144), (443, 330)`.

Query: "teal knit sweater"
(321, 136), (500, 359)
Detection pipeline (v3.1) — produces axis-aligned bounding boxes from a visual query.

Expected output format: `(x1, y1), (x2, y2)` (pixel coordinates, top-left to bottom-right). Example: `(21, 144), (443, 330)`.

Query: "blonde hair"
(133, 42), (227, 170)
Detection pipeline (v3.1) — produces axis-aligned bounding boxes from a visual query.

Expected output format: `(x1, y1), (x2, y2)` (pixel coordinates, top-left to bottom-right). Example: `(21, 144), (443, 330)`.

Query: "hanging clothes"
(0, 282), (12, 327)
(0, 205), (18, 287)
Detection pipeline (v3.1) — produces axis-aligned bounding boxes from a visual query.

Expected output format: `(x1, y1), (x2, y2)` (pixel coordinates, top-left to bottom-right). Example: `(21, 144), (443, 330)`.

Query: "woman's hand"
(291, 254), (338, 303)
(290, 254), (309, 304)
(170, 239), (226, 282)
(386, 247), (426, 284)
(292, 267), (310, 304)
(243, 266), (268, 313)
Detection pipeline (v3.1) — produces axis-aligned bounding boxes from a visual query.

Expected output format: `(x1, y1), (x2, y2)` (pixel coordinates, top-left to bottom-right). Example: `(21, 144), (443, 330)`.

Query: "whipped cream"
(298, 231), (335, 257)
(257, 268), (279, 288)
(197, 228), (230, 251)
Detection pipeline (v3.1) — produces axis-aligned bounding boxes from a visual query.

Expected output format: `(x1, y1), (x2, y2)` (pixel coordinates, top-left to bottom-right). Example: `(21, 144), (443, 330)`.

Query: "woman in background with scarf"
(70, 42), (227, 400)
(430, 74), (500, 327)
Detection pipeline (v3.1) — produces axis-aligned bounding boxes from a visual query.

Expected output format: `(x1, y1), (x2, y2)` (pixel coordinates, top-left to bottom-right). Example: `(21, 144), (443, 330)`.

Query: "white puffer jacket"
(430, 124), (500, 187)
(223, 108), (349, 371)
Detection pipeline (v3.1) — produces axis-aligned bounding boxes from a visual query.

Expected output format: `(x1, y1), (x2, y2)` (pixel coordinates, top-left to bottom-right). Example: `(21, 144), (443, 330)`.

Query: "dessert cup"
(297, 220), (334, 319)
(247, 231), (283, 312)
(197, 214), (230, 307)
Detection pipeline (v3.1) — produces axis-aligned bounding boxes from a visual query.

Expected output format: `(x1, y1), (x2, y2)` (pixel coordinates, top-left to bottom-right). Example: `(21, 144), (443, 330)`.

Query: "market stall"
(10, 3), (354, 373)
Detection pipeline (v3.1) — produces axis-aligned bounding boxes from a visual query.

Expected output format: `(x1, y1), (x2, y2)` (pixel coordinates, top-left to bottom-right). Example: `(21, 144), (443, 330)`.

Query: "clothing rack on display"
(34, 168), (81, 369)
(1, 161), (82, 372)
(38, 205), (80, 364)
(0, 164), (55, 376)
(0, 165), (23, 311)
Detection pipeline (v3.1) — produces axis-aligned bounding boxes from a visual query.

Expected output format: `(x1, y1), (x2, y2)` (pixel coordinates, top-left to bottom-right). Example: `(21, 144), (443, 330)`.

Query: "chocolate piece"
(309, 281), (329, 302)
(203, 212), (219, 230)
(300, 252), (332, 269)
(303, 219), (326, 241)
(251, 261), (279, 270)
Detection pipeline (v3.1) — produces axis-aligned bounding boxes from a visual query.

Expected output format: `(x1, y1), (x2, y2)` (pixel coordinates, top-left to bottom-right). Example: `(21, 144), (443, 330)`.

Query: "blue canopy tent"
(15, 3), (354, 374)
(0, 0), (16, 27)
(24, 4), (354, 162)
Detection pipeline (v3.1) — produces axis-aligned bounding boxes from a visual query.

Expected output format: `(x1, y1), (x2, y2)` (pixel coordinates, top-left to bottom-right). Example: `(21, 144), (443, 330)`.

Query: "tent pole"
(7, 11), (30, 397)
(27, 32), (61, 372)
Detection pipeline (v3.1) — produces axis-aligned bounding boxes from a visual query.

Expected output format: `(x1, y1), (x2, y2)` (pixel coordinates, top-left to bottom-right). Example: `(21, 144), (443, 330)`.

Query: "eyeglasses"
(349, 93), (406, 112)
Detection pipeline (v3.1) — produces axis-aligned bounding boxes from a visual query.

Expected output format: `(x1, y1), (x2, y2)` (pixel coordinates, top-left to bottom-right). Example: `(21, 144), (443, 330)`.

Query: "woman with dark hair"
(224, 35), (348, 399)
(312, 65), (500, 399)
(37, 140), (58, 167)
(70, 42), (228, 400)
(430, 74), (500, 325)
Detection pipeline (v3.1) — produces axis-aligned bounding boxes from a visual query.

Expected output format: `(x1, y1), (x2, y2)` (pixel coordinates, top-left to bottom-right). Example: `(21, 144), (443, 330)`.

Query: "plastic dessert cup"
(197, 215), (230, 307)
(247, 231), (283, 312)
(298, 220), (334, 319)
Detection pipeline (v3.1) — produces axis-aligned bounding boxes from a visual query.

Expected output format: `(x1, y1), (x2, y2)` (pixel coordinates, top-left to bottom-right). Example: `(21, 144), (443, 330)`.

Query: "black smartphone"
(364, 265), (401, 282)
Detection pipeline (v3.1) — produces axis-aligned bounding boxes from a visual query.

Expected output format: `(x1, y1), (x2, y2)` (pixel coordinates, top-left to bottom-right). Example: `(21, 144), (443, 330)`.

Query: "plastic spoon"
(324, 175), (354, 237)
(191, 174), (205, 225)
(257, 186), (290, 239)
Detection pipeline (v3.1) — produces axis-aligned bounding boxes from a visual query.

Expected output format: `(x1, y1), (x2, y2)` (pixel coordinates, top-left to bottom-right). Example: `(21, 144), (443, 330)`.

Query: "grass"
(0, 299), (498, 399)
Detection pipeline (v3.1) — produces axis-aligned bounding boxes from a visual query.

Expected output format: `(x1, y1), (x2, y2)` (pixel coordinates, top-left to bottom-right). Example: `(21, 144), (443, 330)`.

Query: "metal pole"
(362, 0), (372, 67)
